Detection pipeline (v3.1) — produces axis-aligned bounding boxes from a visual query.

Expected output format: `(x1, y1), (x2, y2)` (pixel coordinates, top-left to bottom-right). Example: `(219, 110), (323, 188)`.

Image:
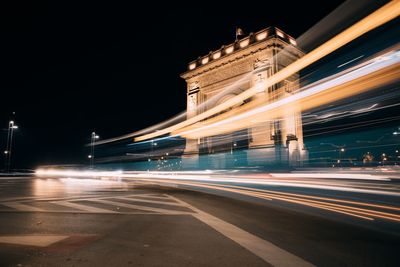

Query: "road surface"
(0, 175), (399, 266)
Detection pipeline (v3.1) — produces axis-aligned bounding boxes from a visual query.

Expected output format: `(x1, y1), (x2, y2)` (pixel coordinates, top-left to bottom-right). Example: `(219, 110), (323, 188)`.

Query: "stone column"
(182, 82), (200, 169)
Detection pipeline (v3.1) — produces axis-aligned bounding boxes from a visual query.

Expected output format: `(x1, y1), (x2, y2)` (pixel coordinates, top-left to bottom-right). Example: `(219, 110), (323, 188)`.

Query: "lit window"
(256, 31), (267, 41)
(289, 38), (297, 46)
(276, 30), (284, 38)
(225, 46), (234, 54)
(201, 57), (209, 64)
(189, 63), (196, 70)
(240, 39), (249, 48)
(213, 51), (221, 59)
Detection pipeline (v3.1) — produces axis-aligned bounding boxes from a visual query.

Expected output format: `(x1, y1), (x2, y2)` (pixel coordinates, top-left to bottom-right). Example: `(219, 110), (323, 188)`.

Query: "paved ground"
(0, 176), (399, 266)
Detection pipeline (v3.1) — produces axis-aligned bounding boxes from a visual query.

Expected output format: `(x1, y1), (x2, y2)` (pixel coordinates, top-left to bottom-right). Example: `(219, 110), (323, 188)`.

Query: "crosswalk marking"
(0, 235), (69, 247)
(0, 193), (193, 215)
(87, 198), (193, 215)
(50, 200), (117, 213)
(115, 196), (186, 207)
(0, 192), (315, 266)
(2, 202), (45, 212)
(124, 194), (173, 200)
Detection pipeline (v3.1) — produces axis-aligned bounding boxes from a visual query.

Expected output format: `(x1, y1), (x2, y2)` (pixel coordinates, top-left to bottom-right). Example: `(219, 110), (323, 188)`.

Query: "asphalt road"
(0, 176), (399, 267)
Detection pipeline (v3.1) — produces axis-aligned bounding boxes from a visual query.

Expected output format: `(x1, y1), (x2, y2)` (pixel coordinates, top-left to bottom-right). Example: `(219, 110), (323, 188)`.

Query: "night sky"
(0, 1), (347, 169)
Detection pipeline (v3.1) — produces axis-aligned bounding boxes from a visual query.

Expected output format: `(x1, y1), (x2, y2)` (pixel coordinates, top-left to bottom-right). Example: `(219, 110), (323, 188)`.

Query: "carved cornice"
(183, 42), (281, 80)
(181, 27), (304, 80)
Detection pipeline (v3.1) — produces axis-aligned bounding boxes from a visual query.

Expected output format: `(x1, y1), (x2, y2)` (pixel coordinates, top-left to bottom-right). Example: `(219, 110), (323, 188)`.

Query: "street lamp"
(381, 153), (387, 166)
(320, 143), (345, 167)
(4, 120), (18, 173)
(89, 132), (100, 168)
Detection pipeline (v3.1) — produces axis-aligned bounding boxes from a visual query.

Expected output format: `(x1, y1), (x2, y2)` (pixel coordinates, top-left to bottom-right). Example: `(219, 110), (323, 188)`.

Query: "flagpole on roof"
(235, 27), (244, 41)
(235, 26), (238, 41)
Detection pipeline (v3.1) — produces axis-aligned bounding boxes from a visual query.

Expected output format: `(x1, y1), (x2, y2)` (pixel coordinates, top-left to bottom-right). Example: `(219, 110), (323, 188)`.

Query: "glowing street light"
(4, 120), (19, 173)
(89, 132), (100, 168)
(381, 153), (388, 166)
(320, 143), (345, 167)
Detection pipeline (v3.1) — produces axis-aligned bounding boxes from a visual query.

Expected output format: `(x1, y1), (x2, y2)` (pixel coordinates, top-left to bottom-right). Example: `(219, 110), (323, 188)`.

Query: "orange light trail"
(35, 168), (400, 222)
(175, 57), (400, 138)
(143, 179), (400, 222)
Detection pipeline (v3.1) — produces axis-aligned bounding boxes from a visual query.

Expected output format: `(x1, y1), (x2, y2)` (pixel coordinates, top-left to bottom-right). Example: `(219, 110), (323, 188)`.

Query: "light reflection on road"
(34, 168), (400, 223)
(33, 177), (129, 198)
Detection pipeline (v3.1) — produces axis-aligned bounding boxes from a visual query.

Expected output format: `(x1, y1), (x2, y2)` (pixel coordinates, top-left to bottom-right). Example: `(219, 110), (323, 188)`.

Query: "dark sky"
(0, 1), (346, 169)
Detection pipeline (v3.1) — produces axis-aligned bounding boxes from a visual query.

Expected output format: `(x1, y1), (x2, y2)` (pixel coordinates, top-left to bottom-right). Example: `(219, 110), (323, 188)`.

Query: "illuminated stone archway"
(181, 27), (307, 167)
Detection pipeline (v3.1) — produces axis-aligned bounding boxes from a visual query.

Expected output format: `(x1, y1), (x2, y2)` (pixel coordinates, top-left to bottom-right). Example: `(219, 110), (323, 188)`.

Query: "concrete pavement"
(0, 176), (399, 266)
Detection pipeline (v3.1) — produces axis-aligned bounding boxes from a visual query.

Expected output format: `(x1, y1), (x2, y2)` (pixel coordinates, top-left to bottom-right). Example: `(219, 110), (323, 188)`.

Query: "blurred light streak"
(35, 168), (399, 195)
(34, 167), (400, 221)
(302, 90), (400, 124)
(303, 116), (400, 137)
(162, 179), (375, 220)
(337, 55), (364, 68)
(230, 184), (400, 211)
(134, 179), (377, 221)
(144, 179), (400, 221)
(296, 0), (384, 50)
(35, 169), (123, 177)
(269, 173), (390, 180)
(177, 52), (400, 138)
(134, 1), (400, 142)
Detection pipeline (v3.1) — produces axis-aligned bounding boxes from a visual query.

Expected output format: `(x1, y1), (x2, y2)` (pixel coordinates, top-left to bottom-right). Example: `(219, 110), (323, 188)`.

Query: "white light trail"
(177, 51), (400, 138)
(337, 55), (364, 68)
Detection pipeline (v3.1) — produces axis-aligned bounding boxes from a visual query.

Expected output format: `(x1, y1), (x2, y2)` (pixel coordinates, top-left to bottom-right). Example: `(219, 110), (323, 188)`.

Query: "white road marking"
(33, 194), (108, 202)
(168, 195), (315, 267)
(124, 194), (172, 200)
(115, 196), (185, 207)
(88, 198), (193, 215)
(2, 202), (45, 212)
(51, 201), (116, 213)
(0, 194), (191, 214)
(0, 196), (41, 202)
(0, 235), (69, 247)
(0, 193), (169, 203)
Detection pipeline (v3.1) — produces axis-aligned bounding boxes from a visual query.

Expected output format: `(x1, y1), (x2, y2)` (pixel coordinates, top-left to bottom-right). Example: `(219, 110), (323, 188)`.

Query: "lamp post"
(339, 147), (345, 167)
(320, 143), (345, 167)
(89, 132), (99, 168)
(381, 153), (387, 166)
(4, 120), (18, 173)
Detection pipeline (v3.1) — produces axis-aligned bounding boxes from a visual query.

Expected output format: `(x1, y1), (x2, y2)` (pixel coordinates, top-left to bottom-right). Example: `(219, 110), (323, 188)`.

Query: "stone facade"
(181, 27), (307, 167)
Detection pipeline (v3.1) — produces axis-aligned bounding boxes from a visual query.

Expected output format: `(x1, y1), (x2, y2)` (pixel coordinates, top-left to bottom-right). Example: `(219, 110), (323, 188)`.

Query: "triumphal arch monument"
(180, 27), (308, 168)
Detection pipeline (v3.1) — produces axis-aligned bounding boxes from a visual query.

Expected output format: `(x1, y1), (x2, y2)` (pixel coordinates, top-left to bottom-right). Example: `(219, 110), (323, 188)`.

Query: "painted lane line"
(33, 194), (109, 202)
(33, 194), (138, 202)
(48, 193), (173, 203)
(168, 195), (315, 267)
(122, 194), (173, 200)
(0, 235), (69, 247)
(0, 196), (38, 202)
(115, 196), (185, 207)
(0, 209), (181, 215)
(88, 198), (193, 215)
(51, 201), (117, 213)
(2, 202), (45, 212)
